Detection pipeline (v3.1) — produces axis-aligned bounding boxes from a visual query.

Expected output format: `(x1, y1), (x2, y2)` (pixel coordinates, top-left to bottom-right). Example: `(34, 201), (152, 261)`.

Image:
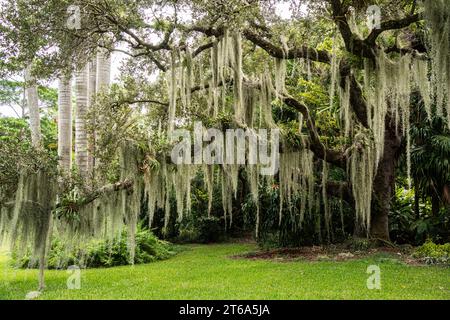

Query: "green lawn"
(0, 243), (449, 300)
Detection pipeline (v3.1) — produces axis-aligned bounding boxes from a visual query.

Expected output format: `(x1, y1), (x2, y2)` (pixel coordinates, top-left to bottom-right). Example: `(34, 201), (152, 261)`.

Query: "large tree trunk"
(57, 76), (72, 171)
(24, 65), (41, 148)
(370, 124), (401, 241)
(75, 66), (89, 177)
(431, 193), (440, 216)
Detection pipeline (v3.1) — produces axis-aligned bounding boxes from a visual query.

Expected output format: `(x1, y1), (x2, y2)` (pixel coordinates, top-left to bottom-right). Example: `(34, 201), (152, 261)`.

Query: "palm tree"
(75, 65), (89, 176)
(87, 59), (97, 176)
(91, 48), (111, 177)
(96, 48), (111, 93)
(57, 76), (72, 171)
(24, 65), (41, 148)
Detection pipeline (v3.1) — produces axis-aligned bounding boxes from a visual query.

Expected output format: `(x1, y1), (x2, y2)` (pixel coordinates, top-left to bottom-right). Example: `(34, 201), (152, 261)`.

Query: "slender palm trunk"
(75, 66), (89, 177)
(24, 65), (41, 148)
(93, 49), (111, 177)
(87, 60), (97, 177)
(57, 76), (73, 171)
(96, 48), (111, 93)
(21, 82), (27, 118)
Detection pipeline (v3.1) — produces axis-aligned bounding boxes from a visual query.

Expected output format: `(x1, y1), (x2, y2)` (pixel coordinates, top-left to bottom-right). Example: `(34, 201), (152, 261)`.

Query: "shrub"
(413, 240), (450, 265)
(346, 238), (373, 251)
(196, 216), (225, 243)
(390, 187), (450, 245)
(248, 182), (353, 249)
(176, 221), (200, 243)
(14, 225), (177, 269)
(176, 216), (225, 243)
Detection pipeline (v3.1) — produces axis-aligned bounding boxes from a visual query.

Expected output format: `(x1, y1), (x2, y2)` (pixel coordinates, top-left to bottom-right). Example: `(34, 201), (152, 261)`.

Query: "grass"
(0, 243), (449, 300)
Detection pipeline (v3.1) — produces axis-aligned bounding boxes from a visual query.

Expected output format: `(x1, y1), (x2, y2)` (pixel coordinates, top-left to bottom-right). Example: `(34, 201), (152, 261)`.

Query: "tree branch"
(112, 99), (169, 107)
(365, 13), (422, 45)
(192, 41), (215, 58)
(184, 25), (331, 64)
(384, 44), (427, 59)
(84, 179), (133, 204)
(242, 30), (330, 64)
(329, 0), (369, 57)
(282, 95), (346, 168)
(339, 62), (370, 127)
(330, 0), (422, 60)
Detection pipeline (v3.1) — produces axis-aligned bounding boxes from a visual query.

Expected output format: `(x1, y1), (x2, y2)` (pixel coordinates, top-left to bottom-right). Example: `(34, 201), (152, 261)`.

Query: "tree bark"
(431, 193), (440, 216)
(370, 123), (401, 241)
(58, 76), (72, 171)
(96, 48), (111, 93)
(56, 179), (133, 211)
(24, 65), (41, 148)
(443, 185), (450, 205)
(75, 66), (89, 177)
(414, 179), (420, 219)
(87, 59), (97, 177)
(93, 48), (111, 176)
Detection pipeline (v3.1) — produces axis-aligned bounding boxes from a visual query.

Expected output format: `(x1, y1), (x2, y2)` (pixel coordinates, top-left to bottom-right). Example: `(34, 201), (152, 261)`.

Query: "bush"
(346, 238), (373, 251)
(196, 216), (225, 243)
(390, 187), (450, 245)
(14, 225), (177, 269)
(247, 182), (353, 249)
(413, 240), (450, 265)
(176, 216), (225, 243)
(176, 220), (200, 243)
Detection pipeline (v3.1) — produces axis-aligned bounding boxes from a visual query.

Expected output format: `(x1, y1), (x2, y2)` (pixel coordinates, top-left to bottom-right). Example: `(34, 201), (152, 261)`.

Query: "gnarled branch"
(283, 95), (346, 168)
(242, 29), (330, 64)
(365, 13), (422, 45)
(339, 62), (370, 128)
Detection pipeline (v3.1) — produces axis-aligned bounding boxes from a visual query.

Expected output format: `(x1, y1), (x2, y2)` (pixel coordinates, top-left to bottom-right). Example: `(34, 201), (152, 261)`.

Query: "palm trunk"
(57, 76), (73, 171)
(75, 65), (89, 177)
(96, 48), (111, 93)
(24, 65), (41, 148)
(87, 60), (97, 177)
(93, 49), (111, 176)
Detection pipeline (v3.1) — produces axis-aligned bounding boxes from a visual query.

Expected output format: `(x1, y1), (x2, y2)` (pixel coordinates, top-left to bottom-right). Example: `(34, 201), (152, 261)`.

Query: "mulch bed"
(231, 244), (425, 265)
